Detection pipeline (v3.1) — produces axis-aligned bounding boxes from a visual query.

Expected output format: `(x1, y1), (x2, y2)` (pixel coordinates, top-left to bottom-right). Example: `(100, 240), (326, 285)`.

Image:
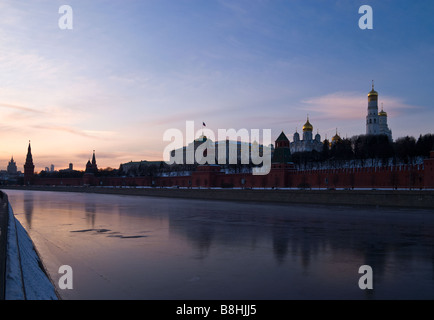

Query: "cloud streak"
(0, 102), (45, 114)
(301, 91), (423, 121)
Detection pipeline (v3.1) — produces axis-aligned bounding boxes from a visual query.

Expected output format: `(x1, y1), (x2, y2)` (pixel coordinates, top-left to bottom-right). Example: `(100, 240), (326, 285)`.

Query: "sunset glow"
(1, 0), (433, 172)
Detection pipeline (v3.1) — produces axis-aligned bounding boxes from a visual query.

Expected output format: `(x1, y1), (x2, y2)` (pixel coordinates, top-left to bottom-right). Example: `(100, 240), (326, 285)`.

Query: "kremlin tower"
(85, 150), (98, 174)
(24, 141), (35, 185)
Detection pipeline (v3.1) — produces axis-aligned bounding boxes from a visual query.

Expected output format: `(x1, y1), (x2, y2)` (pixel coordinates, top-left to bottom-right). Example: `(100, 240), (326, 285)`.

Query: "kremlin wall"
(21, 152), (434, 190)
(16, 85), (434, 190)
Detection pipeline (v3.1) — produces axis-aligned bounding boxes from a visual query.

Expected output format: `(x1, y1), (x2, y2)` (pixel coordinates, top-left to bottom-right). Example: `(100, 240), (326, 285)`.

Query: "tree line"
(292, 133), (434, 168)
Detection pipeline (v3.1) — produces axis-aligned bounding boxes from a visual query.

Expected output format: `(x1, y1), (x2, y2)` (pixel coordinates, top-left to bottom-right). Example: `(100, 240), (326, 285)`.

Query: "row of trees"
(292, 133), (434, 168)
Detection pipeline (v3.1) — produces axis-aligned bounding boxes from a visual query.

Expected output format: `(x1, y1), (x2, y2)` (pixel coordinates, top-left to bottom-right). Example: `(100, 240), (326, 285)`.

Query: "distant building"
(59, 163), (74, 173)
(7, 156), (17, 174)
(50, 164), (55, 172)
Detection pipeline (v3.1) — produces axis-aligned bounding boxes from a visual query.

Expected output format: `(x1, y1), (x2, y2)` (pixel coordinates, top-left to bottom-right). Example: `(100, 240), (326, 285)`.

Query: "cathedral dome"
(302, 117), (313, 132)
(332, 130), (341, 143)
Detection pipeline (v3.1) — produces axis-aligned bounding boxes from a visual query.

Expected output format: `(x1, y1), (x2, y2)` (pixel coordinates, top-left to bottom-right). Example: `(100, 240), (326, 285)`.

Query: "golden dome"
(368, 89), (378, 97)
(378, 103), (387, 116)
(332, 129), (341, 142)
(302, 117), (313, 132)
(368, 81), (378, 97)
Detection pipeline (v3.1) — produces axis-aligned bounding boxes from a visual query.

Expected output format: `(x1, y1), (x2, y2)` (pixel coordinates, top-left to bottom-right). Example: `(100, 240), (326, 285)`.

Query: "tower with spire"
(24, 141), (35, 185)
(85, 150), (98, 174)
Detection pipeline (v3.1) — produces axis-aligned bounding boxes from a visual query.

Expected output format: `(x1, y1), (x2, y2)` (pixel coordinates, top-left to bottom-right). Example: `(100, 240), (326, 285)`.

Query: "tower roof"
(25, 141), (33, 163)
(276, 131), (289, 142)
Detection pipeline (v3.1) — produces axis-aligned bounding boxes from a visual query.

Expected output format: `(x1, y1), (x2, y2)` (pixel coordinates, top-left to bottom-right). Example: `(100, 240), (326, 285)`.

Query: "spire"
(26, 140), (33, 163)
(92, 150), (96, 165)
(372, 80), (374, 91)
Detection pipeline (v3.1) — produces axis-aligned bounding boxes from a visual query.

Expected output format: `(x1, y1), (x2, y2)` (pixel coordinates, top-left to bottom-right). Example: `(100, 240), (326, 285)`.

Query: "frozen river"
(4, 189), (434, 300)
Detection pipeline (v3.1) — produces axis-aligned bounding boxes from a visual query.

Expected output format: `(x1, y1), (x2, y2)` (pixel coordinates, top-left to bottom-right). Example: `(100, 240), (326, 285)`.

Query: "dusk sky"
(1, 0), (433, 171)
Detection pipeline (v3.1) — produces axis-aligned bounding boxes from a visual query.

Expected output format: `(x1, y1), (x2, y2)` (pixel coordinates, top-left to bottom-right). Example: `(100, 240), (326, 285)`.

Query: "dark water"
(4, 189), (434, 300)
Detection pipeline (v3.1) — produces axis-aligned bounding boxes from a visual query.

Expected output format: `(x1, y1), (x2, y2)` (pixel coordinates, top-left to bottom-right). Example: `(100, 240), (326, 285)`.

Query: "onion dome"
(332, 129), (341, 143)
(302, 117), (313, 132)
(368, 81), (378, 97)
(378, 104), (387, 116)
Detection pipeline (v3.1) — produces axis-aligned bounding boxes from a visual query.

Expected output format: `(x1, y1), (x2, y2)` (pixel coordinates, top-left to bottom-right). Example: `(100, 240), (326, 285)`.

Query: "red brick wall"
(30, 161), (434, 190)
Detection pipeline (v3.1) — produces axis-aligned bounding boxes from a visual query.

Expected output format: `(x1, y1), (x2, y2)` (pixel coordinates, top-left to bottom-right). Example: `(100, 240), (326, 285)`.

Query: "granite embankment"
(2, 185), (434, 209)
(0, 191), (58, 300)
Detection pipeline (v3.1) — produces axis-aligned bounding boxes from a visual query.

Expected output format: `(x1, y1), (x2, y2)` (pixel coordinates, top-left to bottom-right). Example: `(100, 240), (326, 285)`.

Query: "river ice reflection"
(4, 189), (434, 300)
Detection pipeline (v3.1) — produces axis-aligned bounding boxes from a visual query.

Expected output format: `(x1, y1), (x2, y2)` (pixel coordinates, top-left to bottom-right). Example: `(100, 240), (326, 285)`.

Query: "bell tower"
(366, 81), (379, 135)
